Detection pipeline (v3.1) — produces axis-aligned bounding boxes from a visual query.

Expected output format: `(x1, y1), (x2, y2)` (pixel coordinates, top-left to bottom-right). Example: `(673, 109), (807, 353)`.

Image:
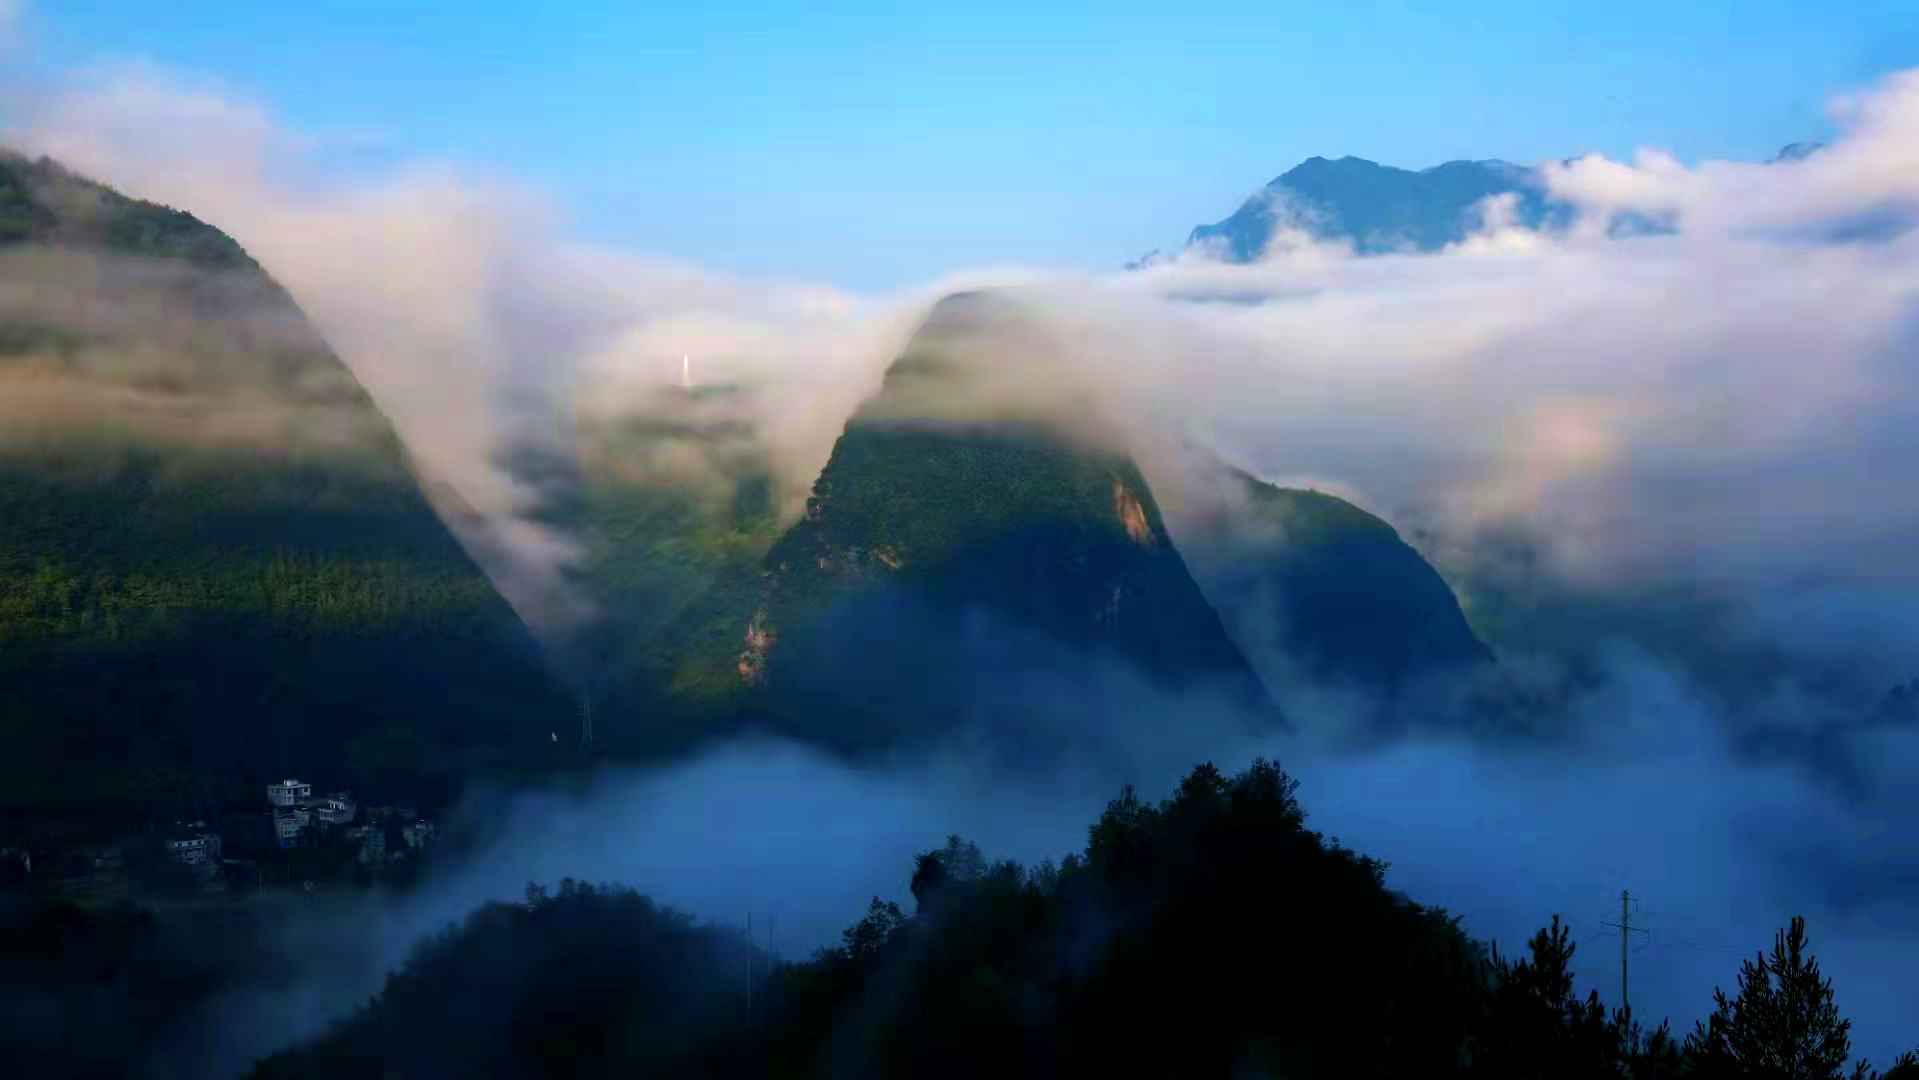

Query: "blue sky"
(22, 0), (1919, 289)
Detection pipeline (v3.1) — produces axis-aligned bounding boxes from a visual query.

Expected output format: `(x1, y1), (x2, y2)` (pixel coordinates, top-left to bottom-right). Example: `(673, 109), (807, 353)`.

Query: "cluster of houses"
(160, 778), (438, 878)
(267, 778), (355, 845)
(266, 778), (436, 863)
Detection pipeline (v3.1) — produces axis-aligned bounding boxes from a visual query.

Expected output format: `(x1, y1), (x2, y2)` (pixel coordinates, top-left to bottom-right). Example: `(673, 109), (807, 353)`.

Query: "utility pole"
(1602, 889), (1649, 1014)
(1620, 891), (1629, 1011)
(577, 692), (593, 750)
(746, 911), (754, 1021)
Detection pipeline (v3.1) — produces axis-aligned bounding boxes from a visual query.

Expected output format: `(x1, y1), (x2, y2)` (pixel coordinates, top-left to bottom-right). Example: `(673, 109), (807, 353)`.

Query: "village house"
(168, 822), (223, 869)
(273, 805), (312, 846)
(267, 776), (360, 834)
(263, 781), (434, 864)
(267, 779), (356, 846)
(314, 793), (357, 826)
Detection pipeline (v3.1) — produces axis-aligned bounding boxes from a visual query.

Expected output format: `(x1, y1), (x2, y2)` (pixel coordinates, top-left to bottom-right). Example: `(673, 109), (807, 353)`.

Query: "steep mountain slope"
(522, 289), (1495, 757)
(1167, 458), (1491, 697)
(0, 152), (567, 837)
(736, 292), (1278, 753)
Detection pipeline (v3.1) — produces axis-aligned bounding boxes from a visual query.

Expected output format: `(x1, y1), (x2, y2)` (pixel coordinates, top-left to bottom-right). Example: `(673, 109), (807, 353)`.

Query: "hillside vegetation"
(0, 152), (568, 839)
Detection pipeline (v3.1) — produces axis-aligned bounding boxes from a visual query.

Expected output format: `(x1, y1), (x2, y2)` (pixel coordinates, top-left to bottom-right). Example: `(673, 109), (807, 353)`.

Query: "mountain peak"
(738, 293), (1281, 751)
(1188, 154), (1561, 262)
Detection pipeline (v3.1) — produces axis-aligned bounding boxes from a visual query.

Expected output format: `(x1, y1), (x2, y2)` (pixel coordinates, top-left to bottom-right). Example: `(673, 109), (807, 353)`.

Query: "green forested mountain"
(536, 292), (1278, 759)
(734, 292), (1277, 751)
(549, 288), (1499, 757)
(0, 152), (569, 839)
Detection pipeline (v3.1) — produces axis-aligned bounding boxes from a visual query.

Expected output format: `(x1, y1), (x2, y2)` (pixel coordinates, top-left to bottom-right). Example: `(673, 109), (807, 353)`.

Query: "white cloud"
(1091, 78), (1919, 633)
(5, 64), (981, 627)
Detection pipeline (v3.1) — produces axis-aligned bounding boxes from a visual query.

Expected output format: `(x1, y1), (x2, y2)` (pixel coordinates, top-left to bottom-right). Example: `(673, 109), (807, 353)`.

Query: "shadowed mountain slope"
(1169, 458), (1492, 698)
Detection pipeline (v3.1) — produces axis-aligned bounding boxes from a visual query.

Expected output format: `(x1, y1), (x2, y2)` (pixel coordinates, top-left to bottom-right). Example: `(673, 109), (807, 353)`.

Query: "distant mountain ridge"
(1187, 156), (1562, 262)
(1150, 143), (1823, 264)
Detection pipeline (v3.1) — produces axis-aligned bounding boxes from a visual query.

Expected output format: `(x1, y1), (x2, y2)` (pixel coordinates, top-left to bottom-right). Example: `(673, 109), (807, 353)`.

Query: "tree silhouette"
(839, 897), (909, 965)
(1686, 915), (1860, 1080)
(240, 767), (1918, 1080)
(1610, 1010), (1686, 1080)
(1474, 914), (1618, 1079)
(909, 835), (987, 912)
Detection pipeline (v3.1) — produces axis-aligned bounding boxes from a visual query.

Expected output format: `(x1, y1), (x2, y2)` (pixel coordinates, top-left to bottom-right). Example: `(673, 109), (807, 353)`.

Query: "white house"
(314, 794), (357, 826)
(267, 779), (312, 807)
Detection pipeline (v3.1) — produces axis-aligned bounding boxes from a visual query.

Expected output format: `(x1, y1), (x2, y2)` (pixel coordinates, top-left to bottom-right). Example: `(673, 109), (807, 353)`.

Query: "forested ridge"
(249, 759), (1919, 1080)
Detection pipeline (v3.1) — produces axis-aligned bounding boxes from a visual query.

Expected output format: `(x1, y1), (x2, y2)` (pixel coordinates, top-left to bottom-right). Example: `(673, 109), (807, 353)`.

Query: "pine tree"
(1475, 915), (1618, 1079)
(1685, 915), (1859, 1080)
